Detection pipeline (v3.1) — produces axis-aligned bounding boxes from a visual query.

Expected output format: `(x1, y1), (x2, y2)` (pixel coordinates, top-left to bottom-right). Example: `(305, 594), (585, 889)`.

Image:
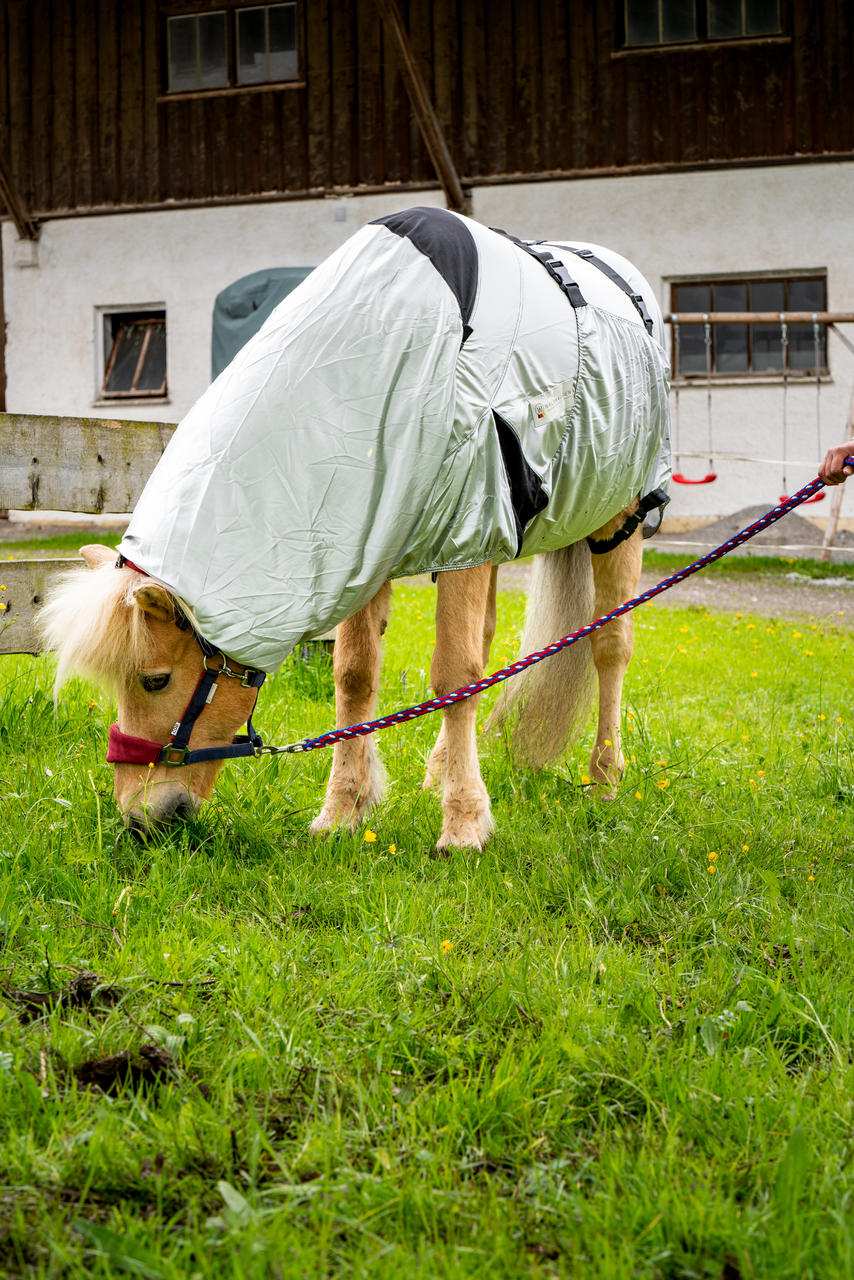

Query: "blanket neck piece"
(106, 556), (267, 768)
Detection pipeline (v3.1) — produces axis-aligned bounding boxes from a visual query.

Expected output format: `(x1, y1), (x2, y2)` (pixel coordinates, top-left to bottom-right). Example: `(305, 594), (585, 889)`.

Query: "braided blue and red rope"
(271, 467), (847, 755)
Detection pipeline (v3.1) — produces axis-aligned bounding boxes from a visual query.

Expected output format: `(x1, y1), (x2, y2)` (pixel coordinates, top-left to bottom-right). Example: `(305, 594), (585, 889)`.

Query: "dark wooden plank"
(329, 2), (358, 187)
(511, 0), (540, 174)
(305, 0), (332, 188)
(96, 0), (120, 205)
(118, 0), (145, 203)
(431, 0), (460, 172)
(51, 0), (75, 209)
(141, 0), (161, 203)
(356, 0), (383, 184)
(0, 414), (176, 513)
(29, 0), (54, 210)
(72, 0), (97, 208)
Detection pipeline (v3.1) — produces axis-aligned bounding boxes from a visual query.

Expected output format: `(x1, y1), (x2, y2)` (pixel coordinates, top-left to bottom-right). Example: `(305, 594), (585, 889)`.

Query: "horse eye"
(139, 673), (171, 693)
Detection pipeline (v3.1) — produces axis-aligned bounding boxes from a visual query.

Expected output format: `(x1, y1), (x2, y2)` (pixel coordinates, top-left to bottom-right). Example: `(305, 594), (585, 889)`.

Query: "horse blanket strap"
(587, 488), (670, 555)
(562, 246), (655, 336)
(491, 228), (588, 311)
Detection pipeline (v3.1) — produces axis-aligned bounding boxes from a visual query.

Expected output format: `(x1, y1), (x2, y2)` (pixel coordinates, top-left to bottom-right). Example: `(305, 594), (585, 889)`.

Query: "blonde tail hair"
(487, 542), (595, 768)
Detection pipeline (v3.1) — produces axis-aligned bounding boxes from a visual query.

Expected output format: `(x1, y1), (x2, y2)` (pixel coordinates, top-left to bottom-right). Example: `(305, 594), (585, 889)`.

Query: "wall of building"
(3, 160), (853, 521)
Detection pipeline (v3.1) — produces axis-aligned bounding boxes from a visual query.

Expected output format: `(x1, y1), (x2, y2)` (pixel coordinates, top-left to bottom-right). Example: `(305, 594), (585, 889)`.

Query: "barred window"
(670, 277), (828, 378)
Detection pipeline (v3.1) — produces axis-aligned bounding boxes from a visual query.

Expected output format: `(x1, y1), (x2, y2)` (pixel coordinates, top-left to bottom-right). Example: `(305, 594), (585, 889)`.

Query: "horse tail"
(486, 541), (595, 768)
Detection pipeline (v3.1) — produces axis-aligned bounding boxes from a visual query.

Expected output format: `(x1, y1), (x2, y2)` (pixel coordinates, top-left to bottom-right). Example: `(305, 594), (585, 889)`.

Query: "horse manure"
(73, 1043), (177, 1094)
(3, 970), (121, 1022)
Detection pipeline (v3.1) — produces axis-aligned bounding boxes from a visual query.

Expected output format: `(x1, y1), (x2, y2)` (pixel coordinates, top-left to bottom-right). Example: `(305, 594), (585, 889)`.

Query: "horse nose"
(124, 791), (197, 837)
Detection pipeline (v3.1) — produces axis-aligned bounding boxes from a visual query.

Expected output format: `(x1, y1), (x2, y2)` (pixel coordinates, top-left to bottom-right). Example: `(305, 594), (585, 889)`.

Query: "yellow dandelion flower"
(807, 875), (814, 883)
(635, 790), (642, 799)
(708, 851), (719, 862)
(708, 864), (717, 874)
(749, 778), (756, 788)
(819, 714), (826, 721)
(440, 939), (453, 954)
(581, 774), (591, 786)
(742, 844), (749, 852)
(364, 830), (377, 843)
(657, 778), (670, 790)
(389, 843), (397, 854)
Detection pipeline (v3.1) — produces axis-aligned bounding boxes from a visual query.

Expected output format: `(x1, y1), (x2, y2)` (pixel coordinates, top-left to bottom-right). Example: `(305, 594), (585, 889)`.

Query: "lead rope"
(264, 465), (849, 756)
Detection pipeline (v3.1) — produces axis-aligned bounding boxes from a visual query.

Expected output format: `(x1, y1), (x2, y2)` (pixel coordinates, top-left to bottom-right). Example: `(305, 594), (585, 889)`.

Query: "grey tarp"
(211, 267), (314, 380)
(122, 207), (671, 672)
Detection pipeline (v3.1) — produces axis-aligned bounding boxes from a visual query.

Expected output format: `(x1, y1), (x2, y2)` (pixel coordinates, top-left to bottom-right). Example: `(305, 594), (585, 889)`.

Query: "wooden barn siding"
(1, 0), (852, 218)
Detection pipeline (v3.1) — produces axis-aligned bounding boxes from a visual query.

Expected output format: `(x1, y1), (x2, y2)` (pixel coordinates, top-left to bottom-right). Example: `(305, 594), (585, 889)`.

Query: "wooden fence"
(0, 413), (175, 653)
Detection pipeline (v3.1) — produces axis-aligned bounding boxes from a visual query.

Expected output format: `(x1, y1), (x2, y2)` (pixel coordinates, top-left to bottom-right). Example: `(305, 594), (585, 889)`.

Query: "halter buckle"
(161, 744), (190, 766)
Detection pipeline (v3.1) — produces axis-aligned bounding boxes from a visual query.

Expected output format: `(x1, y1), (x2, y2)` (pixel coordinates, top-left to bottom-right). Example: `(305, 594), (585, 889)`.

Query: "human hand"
(819, 442), (854, 486)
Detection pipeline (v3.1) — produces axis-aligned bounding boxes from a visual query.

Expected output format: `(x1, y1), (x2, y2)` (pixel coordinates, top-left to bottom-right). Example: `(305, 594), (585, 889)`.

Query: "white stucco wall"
(3, 161), (853, 520)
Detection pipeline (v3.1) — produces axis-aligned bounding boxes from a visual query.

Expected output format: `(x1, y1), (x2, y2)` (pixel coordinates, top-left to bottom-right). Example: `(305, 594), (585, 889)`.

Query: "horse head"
(41, 544), (259, 835)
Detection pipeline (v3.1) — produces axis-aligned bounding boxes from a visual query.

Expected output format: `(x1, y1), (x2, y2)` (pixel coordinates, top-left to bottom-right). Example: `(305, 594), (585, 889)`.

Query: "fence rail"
(0, 412), (176, 655)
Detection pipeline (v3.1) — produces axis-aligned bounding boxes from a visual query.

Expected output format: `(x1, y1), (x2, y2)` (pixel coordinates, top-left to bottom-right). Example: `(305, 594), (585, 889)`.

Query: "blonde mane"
(39, 561), (155, 694)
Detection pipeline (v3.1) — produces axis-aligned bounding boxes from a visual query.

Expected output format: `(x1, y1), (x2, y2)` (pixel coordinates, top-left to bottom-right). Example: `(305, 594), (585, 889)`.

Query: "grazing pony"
(41, 207), (671, 849)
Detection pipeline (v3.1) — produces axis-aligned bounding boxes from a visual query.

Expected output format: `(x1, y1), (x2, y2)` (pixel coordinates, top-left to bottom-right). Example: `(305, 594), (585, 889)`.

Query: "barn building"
(1, 0), (852, 525)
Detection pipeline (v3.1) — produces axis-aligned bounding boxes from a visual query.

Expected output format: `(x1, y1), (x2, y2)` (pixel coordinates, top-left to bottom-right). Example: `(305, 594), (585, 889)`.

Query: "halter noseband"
(106, 557), (267, 768)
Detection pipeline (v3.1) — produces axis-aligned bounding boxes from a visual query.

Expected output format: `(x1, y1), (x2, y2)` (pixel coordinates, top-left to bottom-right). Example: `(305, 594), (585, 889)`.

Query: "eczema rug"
(120, 206), (672, 672)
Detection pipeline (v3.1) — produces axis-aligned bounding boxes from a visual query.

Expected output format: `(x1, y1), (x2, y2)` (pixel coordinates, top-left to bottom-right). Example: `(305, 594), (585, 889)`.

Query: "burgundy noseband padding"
(106, 722), (163, 766)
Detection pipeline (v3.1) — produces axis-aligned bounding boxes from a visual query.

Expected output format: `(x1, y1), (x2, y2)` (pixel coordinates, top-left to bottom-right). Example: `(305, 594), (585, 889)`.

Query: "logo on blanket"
(531, 383), (571, 425)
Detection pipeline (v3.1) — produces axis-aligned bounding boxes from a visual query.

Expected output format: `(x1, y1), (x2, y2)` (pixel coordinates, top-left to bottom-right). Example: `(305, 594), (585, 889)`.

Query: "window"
(670, 277), (828, 378)
(101, 312), (167, 400)
(624, 0), (781, 47)
(166, 4), (298, 93)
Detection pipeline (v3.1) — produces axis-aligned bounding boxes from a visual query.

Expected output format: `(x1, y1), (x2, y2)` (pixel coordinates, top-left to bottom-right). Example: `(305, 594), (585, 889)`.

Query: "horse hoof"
(436, 805), (494, 852)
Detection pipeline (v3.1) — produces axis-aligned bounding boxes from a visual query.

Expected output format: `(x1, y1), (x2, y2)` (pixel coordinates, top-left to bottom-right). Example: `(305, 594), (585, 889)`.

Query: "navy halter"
(106, 557), (267, 768)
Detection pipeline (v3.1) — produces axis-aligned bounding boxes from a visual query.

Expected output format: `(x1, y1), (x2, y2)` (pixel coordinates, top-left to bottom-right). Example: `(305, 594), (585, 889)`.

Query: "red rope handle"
(673, 472), (717, 485)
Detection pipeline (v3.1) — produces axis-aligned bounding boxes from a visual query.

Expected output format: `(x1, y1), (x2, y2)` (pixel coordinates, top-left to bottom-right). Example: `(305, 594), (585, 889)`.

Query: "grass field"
(1, 574), (853, 1278)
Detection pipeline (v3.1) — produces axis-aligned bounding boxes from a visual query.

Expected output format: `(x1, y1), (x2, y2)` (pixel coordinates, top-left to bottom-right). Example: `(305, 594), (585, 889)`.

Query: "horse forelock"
(41, 562), (156, 694)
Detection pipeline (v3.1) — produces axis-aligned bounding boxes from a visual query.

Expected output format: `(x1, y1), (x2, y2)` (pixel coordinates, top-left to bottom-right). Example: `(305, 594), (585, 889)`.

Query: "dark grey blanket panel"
(371, 206), (478, 335)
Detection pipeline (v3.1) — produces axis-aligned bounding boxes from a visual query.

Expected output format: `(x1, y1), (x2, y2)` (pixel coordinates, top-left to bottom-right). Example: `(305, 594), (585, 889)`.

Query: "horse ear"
(132, 581), (177, 624)
(79, 544), (116, 570)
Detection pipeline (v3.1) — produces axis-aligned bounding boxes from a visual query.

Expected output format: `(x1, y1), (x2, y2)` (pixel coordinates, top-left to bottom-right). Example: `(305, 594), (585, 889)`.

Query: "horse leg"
(588, 517), (644, 799)
(429, 563), (495, 851)
(424, 565), (497, 793)
(310, 582), (391, 834)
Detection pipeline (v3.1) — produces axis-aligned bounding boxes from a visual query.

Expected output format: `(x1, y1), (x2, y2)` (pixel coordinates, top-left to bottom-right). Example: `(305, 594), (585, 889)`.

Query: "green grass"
(1, 584), (853, 1277)
(642, 547), (854, 581)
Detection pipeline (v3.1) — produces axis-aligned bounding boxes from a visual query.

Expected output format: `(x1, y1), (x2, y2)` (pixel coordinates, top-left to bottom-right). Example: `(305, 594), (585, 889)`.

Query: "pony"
(40, 207), (671, 850)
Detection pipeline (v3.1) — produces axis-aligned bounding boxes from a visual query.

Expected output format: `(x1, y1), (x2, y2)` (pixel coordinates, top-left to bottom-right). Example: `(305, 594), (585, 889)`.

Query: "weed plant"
(0, 582), (852, 1278)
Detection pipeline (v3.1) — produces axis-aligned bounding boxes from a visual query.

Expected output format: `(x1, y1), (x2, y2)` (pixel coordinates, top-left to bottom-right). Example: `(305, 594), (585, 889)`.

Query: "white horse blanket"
(120, 207), (671, 672)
